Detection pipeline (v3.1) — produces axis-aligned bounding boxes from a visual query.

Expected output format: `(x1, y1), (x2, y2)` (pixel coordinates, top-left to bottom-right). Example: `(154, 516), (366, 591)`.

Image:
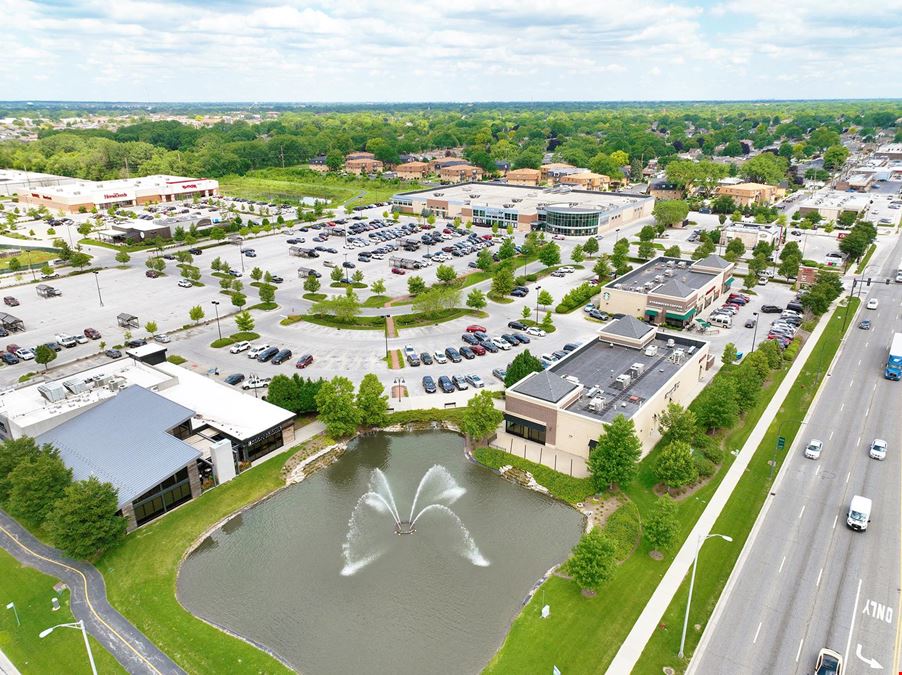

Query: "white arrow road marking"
(855, 643), (883, 669)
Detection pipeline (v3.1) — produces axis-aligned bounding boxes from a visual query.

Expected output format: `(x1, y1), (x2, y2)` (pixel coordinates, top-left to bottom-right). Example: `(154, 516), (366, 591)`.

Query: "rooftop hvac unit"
(503, 203), (513, 208)
(38, 382), (67, 403)
(687, 346), (697, 355)
(629, 362), (645, 377)
(587, 396), (607, 412)
(563, 375), (580, 385)
(664, 269), (674, 277)
(512, 198), (522, 203)
(666, 260), (675, 267)
(667, 338), (676, 349)
(614, 283), (623, 289)
(654, 275), (663, 283)
(614, 373), (632, 389)
(62, 378), (88, 395)
(644, 344), (659, 357)
(670, 349), (686, 364)
(677, 261), (687, 268)
(586, 386), (601, 399)
(108, 377), (126, 392)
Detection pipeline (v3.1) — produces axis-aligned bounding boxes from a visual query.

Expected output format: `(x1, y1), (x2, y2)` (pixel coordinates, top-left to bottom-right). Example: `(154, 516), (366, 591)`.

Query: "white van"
(847, 495), (872, 531)
(710, 314), (733, 328)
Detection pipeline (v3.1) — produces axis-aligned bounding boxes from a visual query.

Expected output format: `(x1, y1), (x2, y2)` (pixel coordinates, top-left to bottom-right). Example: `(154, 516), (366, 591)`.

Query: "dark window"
(505, 419), (546, 444)
(131, 466), (193, 526)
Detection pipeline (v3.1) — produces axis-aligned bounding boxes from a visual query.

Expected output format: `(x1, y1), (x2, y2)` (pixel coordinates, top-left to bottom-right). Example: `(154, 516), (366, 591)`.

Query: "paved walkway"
(605, 298), (836, 674)
(0, 511), (185, 675)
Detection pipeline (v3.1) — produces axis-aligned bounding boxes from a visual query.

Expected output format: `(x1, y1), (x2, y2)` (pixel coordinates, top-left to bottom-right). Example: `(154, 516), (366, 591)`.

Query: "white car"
(869, 438), (887, 460)
(559, 266), (576, 274)
(230, 340), (251, 353)
(866, 298), (879, 310)
(403, 344), (417, 358)
(55, 334), (78, 348)
(243, 376), (272, 390)
(177, 279), (193, 288)
(492, 337), (511, 351)
(465, 374), (485, 388)
(153, 334), (171, 344)
(14, 348), (34, 361)
(526, 326), (546, 337)
(433, 351), (448, 364)
(248, 344), (271, 359)
(804, 439), (823, 460)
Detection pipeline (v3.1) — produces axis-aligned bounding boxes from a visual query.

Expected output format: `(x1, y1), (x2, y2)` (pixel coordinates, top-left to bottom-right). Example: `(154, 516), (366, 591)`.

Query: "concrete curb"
(605, 303), (835, 674)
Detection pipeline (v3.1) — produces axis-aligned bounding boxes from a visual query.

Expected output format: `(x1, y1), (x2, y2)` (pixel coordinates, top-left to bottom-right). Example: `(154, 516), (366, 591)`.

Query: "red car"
(480, 234), (493, 240)
(295, 354), (314, 369)
(466, 324), (487, 333)
(471, 344), (486, 356)
(83, 328), (101, 340)
(391, 267), (406, 275)
(6, 343), (19, 355)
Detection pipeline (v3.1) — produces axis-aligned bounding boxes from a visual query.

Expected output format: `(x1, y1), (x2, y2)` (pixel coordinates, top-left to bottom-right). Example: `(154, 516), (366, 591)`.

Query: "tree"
(497, 238), (516, 260)
(412, 285), (460, 315)
(521, 304), (531, 319)
(653, 200), (689, 228)
(655, 441), (699, 490)
(721, 342), (738, 365)
(491, 266), (515, 296)
(639, 225), (657, 241)
(371, 278), (386, 294)
(741, 153), (788, 185)
(694, 377), (739, 431)
(645, 496), (679, 553)
(0, 438), (44, 504)
(459, 390), (503, 446)
(4, 448), (72, 526)
(219, 276), (233, 291)
(663, 245), (681, 258)
(144, 321), (158, 335)
(537, 289), (553, 307)
(351, 270), (364, 284)
(724, 238), (745, 261)
(234, 311), (255, 332)
(407, 275), (426, 296)
(778, 255), (800, 280)
(476, 248), (494, 271)
(583, 236), (599, 256)
(34, 344), (57, 371)
(7, 258), (20, 273)
(315, 376), (360, 437)
(326, 149), (344, 171)
(303, 275), (321, 294)
(611, 238), (631, 274)
(742, 270), (759, 290)
(838, 229), (869, 261)
(503, 350), (544, 387)
(541, 311), (554, 332)
(188, 305), (204, 323)
(593, 255), (612, 280)
(209, 227), (226, 240)
(780, 240), (801, 260)
(45, 477), (127, 559)
(436, 264), (457, 285)
(588, 414), (641, 491)
(568, 528), (616, 594)
(571, 244), (585, 264)
(77, 222), (93, 237)
(259, 284), (276, 304)
(692, 239), (716, 261)
(312, 289), (361, 323)
(538, 242), (561, 267)
(637, 241), (655, 260)
(250, 267), (263, 282)
(330, 266), (344, 283)
(231, 292), (247, 308)
(657, 402), (697, 445)
(466, 289), (486, 310)
(356, 374), (388, 428)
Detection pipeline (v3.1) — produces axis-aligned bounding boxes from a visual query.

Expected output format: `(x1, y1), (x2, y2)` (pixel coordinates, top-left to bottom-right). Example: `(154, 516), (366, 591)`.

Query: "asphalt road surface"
(691, 234), (902, 674)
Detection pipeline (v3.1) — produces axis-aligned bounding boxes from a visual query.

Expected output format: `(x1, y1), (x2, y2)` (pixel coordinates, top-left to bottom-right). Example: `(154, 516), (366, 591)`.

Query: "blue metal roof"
(37, 385), (199, 508)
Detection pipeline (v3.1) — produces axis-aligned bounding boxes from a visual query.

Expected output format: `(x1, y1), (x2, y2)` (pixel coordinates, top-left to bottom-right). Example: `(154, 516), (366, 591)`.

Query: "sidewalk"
(605, 301), (834, 674)
(0, 649), (21, 675)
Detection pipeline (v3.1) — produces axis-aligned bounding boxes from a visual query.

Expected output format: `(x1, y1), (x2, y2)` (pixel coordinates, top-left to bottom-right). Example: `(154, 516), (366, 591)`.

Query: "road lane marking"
(796, 638), (804, 662)
(799, 505), (806, 519)
(833, 515), (838, 529)
(816, 567), (823, 587)
(844, 578), (863, 666)
(779, 555), (786, 573)
(753, 621), (762, 644)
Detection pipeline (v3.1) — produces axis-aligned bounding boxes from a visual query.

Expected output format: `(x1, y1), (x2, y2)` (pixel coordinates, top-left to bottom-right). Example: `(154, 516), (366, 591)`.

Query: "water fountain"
(341, 465), (489, 575)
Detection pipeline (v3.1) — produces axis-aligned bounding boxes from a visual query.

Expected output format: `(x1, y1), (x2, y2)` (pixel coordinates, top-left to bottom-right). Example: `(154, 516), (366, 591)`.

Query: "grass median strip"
(634, 298), (859, 673)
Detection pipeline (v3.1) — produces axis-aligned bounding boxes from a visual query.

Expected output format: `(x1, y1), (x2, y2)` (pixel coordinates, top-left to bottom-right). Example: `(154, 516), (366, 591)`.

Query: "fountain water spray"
(341, 465), (489, 575)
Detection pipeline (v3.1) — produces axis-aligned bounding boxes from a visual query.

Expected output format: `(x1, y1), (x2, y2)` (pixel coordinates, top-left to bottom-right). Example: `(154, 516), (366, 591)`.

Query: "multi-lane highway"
(691, 234), (902, 674)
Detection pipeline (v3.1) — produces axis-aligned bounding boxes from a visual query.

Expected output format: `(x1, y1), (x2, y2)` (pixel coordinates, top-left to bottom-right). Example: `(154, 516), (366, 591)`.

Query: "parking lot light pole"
(535, 285), (541, 324)
(211, 300), (222, 340)
(382, 315), (390, 356)
(750, 311), (759, 351)
(679, 533), (732, 659)
(92, 271), (103, 307)
(39, 620), (97, 675)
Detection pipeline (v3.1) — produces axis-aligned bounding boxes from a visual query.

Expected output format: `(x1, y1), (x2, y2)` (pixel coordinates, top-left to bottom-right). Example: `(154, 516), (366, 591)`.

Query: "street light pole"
(750, 311), (759, 351)
(535, 285), (541, 325)
(211, 300), (222, 340)
(39, 620), (97, 675)
(382, 315), (390, 356)
(679, 533), (733, 658)
(92, 271), (103, 307)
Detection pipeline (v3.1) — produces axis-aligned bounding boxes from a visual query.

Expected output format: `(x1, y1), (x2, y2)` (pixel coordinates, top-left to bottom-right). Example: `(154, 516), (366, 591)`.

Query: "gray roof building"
(695, 254), (731, 270)
(36, 385), (199, 508)
(512, 370), (578, 404)
(600, 315), (654, 341)
(654, 278), (696, 298)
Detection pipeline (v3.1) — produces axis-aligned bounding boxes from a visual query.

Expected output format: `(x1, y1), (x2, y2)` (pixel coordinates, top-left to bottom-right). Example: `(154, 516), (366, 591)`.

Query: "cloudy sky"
(2, 0), (900, 102)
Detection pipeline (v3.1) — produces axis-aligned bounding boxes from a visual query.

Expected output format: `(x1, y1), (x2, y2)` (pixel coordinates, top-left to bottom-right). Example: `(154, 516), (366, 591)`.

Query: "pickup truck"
(242, 376), (272, 390)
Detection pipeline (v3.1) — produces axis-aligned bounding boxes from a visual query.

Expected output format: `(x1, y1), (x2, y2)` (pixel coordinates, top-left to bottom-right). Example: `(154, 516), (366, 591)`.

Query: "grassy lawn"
(302, 292), (327, 301)
(473, 447), (594, 504)
(635, 298), (859, 673)
(293, 308), (485, 331)
(520, 318), (556, 333)
(0, 250), (56, 270)
(855, 243), (876, 273)
(362, 295), (391, 308)
(96, 444), (308, 674)
(484, 329), (806, 674)
(0, 550), (125, 674)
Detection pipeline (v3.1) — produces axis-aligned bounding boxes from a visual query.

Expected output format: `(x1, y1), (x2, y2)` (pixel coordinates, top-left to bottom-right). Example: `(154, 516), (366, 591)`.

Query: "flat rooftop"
(394, 181), (650, 215)
(29, 175), (217, 200)
(611, 257), (715, 297)
(513, 332), (706, 424)
(798, 190), (871, 211)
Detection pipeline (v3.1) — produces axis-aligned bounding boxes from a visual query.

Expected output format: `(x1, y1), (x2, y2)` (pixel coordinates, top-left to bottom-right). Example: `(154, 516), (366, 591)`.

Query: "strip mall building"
(19, 174), (219, 213)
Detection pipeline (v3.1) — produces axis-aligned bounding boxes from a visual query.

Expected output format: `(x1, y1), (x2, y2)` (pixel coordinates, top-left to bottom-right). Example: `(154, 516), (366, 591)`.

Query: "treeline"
(1, 101), (899, 183)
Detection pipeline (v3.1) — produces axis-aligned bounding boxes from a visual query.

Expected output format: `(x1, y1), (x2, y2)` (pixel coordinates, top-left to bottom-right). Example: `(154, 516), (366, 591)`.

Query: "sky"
(2, 0), (901, 103)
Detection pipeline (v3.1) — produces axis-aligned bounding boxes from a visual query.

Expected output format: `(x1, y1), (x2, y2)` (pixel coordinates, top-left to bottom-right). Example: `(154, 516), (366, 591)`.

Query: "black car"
(342, 261), (355, 269)
(407, 353), (421, 367)
(445, 347), (462, 363)
(188, 248), (203, 255)
(257, 346), (280, 362)
(461, 333), (479, 345)
(507, 320), (527, 330)
(513, 332), (530, 344)
(105, 348), (122, 359)
(437, 375), (454, 393)
(124, 338), (147, 348)
(563, 342), (581, 352)
(513, 286), (529, 294)
(511, 288), (527, 297)
(43, 341), (62, 352)
(420, 352), (433, 365)
(422, 375), (437, 393)
(1, 352), (19, 365)
(502, 334), (519, 345)
(459, 346), (475, 360)
(272, 349), (292, 365)
(224, 373), (245, 386)
(760, 305), (782, 313)
(479, 340), (499, 353)
(270, 275), (284, 284)
(552, 350), (568, 360)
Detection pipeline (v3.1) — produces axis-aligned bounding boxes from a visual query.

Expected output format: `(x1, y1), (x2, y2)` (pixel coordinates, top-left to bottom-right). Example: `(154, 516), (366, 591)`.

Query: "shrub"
(525, 273), (538, 282)
(695, 435), (724, 464)
(555, 282), (599, 313)
(783, 339), (801, 362)
(694, 456), (717, 478)
(603, 501), (641, 562)
(210, 337), (235, 348)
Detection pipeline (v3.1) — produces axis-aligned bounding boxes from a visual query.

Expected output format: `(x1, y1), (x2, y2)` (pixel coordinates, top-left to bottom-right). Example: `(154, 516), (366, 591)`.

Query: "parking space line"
(753, 621), (762, 644)
(816, 567), (823, 588)
(779, 555), (786, 573)
(795, 638), (804, 662)
(832, 514), (838, 529)
(846, 471), (851, 484)
(829, 430), (834, 440)
(798, 505), (805, 519)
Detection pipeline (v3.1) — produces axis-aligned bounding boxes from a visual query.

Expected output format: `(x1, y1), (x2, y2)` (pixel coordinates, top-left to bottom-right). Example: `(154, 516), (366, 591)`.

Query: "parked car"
(104, 349), (122, 359)
(230, 341), (251, 353)
(3, 296), (18, 307)
(422, 375), (437, 394)
(470, 344), (486, 356)
(419, 352), (433, 365)
(461, 333), (479, 345)
(83, 327), (101, 340)
(437, 375), (455, 393)
(507, 320), (526, 330)
(511, 288), (528, 297)
(459, 346), (475, 360)
(445, 347), (462, 363)
(270, 275), (284, 284)
(465, 374), (485, 388)
(433, 350), (448, 364)
(1, 352), (19, 365)
(526, 326), (546, 337)
(56, 334), (78, 348)
(492, 337), (511, 351)
(479, 339), (499, 353)
(502, 334), (519, 346)
(295, 354), (314, 369)
(391, 267), (406, 275)
(178, 279), (193, 288)
(256, 346), (279, 362)
(248, 344), (271, 359)
(744, 317), (757, 328)
(492, 368), (507, 381)
(407, 353), (421, 367)
(452, 375), (469, 391)
(760, 305), (782, 313)
(145, 270), (161, 278)
(466, 324), (487, 333)
(124, 338), (146, 348)
(224, 373), (246, 386)
(153, 334), (171, 344)
(271, 348), (293, 365)
(243, 376), (272, 390)
(513, 332), (531, 344)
